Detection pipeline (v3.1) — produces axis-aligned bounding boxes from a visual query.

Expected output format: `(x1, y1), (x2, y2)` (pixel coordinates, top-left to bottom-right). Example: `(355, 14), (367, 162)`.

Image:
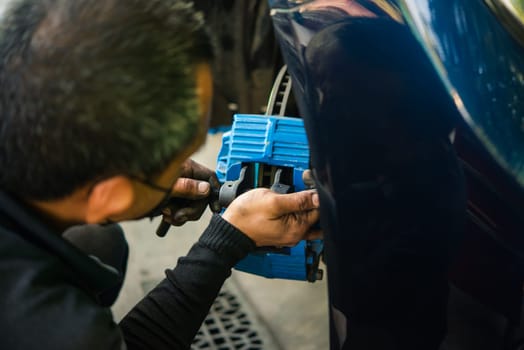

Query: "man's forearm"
(119, 215), (255, 349)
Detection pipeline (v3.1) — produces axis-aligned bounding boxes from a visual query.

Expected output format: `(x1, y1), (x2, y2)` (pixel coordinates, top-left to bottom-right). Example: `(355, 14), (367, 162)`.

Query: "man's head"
(0, 0), (214, 224)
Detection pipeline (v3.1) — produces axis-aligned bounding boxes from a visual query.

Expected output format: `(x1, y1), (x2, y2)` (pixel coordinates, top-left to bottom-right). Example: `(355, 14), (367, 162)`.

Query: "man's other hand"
(162, 159), (220, 226)
(222, 188), (321, 247)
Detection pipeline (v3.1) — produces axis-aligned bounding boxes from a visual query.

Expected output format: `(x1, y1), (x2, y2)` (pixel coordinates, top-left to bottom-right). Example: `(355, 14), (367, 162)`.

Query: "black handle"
(156, 220), (171, 237)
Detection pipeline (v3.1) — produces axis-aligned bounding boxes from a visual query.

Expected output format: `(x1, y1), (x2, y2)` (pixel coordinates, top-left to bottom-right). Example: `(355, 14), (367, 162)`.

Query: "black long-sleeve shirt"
(0, 191), (255, 349)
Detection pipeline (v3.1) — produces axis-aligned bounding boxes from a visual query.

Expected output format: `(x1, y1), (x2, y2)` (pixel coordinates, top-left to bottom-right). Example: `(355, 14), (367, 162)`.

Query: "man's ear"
(85, 176), (134, 223)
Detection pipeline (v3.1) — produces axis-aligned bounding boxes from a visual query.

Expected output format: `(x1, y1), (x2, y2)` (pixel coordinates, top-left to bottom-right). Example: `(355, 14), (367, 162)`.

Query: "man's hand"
(222, 188), (321, 247)
(302, 169), (316, 189)
(162, 159), (221, 226)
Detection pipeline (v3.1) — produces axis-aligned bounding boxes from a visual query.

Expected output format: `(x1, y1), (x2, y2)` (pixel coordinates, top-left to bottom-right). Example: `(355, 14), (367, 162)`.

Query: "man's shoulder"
(0, 223), (61, 278)
(0, 223), (68, 289)
(0, 226), (124, 349)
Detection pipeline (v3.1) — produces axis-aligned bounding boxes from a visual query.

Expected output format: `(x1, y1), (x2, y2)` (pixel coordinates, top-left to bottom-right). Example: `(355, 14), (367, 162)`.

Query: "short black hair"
(0, 0), (213, 200)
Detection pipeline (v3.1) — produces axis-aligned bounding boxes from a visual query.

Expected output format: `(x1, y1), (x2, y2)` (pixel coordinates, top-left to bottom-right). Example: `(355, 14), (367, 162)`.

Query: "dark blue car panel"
(400, 0), (524, 188)
(267, 1), (524, 348)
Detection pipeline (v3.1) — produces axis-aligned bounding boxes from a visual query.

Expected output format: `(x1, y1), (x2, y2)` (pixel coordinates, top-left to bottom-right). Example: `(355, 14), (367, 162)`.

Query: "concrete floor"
(111, 133), (329, 349)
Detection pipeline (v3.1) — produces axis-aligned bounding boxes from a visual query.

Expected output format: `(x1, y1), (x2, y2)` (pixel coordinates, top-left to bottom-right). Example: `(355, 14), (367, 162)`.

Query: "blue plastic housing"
(216, 114), (309, 191)
(216, 114), (322, 281)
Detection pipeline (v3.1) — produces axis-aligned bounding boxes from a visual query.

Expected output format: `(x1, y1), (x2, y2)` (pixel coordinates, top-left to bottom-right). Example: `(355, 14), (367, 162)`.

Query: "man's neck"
(27, 195), (87, 232)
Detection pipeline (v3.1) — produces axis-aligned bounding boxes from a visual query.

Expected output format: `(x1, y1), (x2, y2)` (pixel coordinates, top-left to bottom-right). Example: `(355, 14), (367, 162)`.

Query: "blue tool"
(216, 113), (324, 282)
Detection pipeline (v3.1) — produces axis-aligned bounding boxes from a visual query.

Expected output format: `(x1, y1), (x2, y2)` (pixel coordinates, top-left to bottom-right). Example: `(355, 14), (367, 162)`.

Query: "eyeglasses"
(128, 175), (176, 219)
(128, 175), (173, 194)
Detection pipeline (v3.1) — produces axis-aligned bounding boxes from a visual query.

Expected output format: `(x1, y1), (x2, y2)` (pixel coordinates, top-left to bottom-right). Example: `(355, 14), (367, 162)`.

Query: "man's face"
(106, 62), (213, 222)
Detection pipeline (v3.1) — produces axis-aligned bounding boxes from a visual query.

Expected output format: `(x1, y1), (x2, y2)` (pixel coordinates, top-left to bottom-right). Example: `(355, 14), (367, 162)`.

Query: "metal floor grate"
(192, 287), (270, 350)
(138, 278), (278, 350)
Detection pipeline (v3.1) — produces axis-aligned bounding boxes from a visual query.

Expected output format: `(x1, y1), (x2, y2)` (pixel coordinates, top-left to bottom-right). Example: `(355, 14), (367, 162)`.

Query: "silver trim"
(485, 0), (524, 46)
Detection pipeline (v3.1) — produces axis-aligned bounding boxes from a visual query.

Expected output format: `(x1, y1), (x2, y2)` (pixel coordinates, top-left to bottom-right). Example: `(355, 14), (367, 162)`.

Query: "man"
(0, 0), (320, 348)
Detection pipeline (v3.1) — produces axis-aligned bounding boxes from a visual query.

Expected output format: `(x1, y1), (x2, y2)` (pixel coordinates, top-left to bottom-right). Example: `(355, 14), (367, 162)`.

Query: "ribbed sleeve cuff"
(198, 214), (256, 265)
